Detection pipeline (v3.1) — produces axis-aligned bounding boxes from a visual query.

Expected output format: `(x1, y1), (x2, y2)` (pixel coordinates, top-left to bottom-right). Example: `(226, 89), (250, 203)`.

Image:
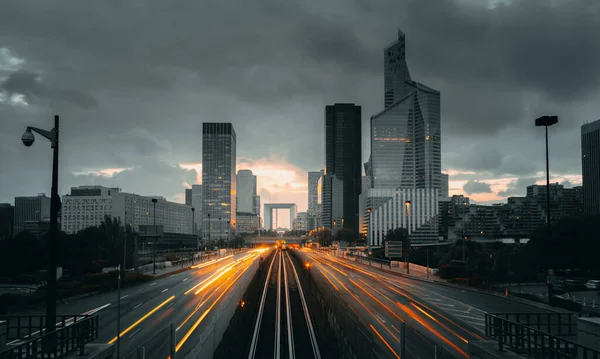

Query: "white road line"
(149, 282), (156, 286)
(453, 314), (485, 321)
(137, 288), (144, 293)
(167, 302), (175, 309)
(128, 328), (142, 338)
(120, 295), (129, 300)
(161, 288), (169, 293)
(182, 278), (188, 282)
(133, 303), (143, 310)
(444, 308), (470, 313)
(436, 303), (455, 307)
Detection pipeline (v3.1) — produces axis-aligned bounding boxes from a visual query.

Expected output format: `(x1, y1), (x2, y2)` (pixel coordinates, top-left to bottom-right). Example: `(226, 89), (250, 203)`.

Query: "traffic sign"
(385, 241), (403, 258)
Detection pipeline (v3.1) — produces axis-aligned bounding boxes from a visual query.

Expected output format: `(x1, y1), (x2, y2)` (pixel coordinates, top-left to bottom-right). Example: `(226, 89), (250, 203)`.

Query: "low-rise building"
(236, 212), (260, 233)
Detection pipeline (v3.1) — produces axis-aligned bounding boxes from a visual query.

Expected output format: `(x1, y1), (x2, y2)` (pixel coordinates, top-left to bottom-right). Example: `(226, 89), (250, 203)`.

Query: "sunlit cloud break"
(72, 167), (132, 177)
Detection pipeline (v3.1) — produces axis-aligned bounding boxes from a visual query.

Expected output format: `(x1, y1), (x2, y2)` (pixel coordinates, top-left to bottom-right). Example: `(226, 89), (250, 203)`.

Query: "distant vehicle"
(281, 244), (288, 250)
(585, 280), (600, 290)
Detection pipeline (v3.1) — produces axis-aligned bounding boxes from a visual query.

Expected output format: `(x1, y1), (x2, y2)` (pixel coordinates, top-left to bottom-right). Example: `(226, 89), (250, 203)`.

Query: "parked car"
(565, 279), (587, 291)
(585, 280), (600, 290)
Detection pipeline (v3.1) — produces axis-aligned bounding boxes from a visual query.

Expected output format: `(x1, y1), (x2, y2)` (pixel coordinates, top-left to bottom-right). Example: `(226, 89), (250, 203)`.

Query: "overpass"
(247, 236), (306, 244)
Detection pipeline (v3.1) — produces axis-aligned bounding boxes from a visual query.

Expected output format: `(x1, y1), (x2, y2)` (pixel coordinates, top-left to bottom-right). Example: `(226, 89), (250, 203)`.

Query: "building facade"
(61, 186), (194, 235)
(202, 123), (237, 240)
(13, 194), (51, 236)
(323, 103), (362, 236)
(369, 188), (439, 246)
(582, 119), (600, 216)
(0, 203), (14, 238)
(308, 170), (324, 230)
(185, 188), (192, 206)
(236, 212), (260, 233)
(293, 212), (309, 231)
(441, 173), (449, 198)
(237, 170), (257, 214)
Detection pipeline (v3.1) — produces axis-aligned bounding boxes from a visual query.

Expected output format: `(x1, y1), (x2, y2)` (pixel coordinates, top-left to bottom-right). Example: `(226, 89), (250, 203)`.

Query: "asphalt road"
(12, 249), (271, 359)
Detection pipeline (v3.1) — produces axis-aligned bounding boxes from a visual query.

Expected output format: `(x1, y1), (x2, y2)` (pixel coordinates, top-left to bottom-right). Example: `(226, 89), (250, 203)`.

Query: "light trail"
(350, 278), (405, 323)
(175, 264), (251, 352)
(409, 302), (468, 344)
(370, 325), (401, 359)
(108, 296), (175, 344)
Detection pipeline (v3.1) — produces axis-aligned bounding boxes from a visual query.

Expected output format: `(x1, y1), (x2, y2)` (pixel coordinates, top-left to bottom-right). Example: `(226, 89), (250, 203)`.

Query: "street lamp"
(534, 116), (558, 230)
(535, 115), (558, 299)
(191, 207), (195, 265)
(404, 201), (411, 274)
(22, 115), (60, 335)
(152, 198), (157, 274)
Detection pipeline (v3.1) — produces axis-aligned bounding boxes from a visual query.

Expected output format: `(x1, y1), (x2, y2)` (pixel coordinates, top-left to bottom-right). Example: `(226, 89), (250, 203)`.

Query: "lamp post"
(22, 115), (59, 335)
(405, 201), (411, 275)
(191, 207), (195, 265)
(152, 198), (157, 274)
(535, 115), (558, 299)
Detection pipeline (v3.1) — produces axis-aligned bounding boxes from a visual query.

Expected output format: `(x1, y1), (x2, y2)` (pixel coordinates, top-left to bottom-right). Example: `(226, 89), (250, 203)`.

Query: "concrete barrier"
(468, 341), (524, 358)
(578, 317), (600, 357)
(0, 320), (6, 351)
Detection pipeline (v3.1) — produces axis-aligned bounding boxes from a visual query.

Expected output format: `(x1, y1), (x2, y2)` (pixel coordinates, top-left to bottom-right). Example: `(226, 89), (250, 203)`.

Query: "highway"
(296, 249), (493, 358)
(13, 249), (271, 359)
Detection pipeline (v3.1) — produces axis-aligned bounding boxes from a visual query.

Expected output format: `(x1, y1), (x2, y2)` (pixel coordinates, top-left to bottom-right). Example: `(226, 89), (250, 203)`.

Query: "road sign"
(385, 241), (403, 258)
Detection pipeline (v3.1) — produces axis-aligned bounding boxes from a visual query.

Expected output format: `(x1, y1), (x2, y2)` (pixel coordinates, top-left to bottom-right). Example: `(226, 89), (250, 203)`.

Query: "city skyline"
(1, 0), (597, 215)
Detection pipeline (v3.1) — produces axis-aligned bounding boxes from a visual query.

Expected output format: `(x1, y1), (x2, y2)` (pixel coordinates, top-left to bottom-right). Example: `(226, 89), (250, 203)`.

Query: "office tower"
(61, 186), (193, 235)
(384, 29), (414, 108)
(293, 212), (309, 231)
(191, 184), (202, 232)
(323, 104), (362, 235)
(308, 170), (324, 229)
(202, 123), (236, 240)
(237, 170), (257, 214)
(371, 30), (441, 191)
(253, 195), (260, 217)
(0, 203), (14, 238)
(582, 119), (600, 215)
(13, 194), (51, 236)
(441, 173), (449, 197)
(185, 188), (192, 206)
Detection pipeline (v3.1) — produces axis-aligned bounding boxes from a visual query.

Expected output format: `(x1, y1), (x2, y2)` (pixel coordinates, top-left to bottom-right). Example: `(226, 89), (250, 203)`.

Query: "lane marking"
(162, 288), (169, 293)
(167, 302), (175, 309)
(149, 282), (156, 287)
(133, 303), (143, 310)
(182, 278), (188, 282)
(120, 295), (129, 300)
(454, 314), (485, 321)
(128, 328), (142, 338)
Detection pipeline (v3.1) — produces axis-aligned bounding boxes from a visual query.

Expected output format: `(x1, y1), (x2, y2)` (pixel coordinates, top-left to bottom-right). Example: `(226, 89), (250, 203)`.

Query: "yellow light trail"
(350, 278), (405, 323)
(184, 266), (232, 295)
(370, 324), (401, 359)
(195, 267), (233, 295)
(175, 264), (250, 352)
(306, 253), (348, 277)
(396, 302), (469, 358)
(409, 302), (468, 344)
(178, 274), (233, 330)
(108, 296), (175, 344)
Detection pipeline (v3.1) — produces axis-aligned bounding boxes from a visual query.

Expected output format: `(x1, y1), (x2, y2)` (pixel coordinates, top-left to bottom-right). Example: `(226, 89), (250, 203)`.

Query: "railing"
(0, 315), (98, 359)
(491, 312), (577, 337)
(484, 313), (600, 359)
(0, 315), (92, 341)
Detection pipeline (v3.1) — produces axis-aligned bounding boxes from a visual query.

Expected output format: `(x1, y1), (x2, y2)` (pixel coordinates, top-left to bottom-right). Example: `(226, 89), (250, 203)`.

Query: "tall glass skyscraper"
(323, 104), (362, 235)
(581, 119), (600, 215)
(202, 123), (236, 241)
(236, 169), (257, 214)
(372, 30), (441, 191)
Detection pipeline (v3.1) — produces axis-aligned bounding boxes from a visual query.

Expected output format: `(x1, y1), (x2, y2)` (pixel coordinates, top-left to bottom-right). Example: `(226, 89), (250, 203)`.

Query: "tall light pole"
(535, 115), (558, 299)
(152, 198), (157, 274)
(22, 115), (59, 335)
(405, 201), (411, 275)
(191, 207), (195, 265)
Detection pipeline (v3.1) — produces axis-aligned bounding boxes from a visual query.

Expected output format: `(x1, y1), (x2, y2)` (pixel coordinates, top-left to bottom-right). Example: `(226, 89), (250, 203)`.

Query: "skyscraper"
(308, 170), (324, 229)
(191, 184), (202, 233)
(582, 119), (600, 216)
(441, 173), (449, 197)
(237, 170), (257, 214)
(323, 104), (362, 235)
(185, 188), (192, 206)
(13, 194), (51, 236)
(371, 30), (441, 191)
(202, 123), (236, 240)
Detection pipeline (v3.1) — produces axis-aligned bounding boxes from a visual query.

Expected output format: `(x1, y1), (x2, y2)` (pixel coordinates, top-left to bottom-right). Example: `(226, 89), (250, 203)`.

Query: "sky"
(1, 0), (599, 228)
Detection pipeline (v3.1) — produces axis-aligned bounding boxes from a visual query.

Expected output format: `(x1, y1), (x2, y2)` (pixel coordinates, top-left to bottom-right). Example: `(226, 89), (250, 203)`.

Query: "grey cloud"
(497, 177), (537, 197)
(463, 180), (493, 194)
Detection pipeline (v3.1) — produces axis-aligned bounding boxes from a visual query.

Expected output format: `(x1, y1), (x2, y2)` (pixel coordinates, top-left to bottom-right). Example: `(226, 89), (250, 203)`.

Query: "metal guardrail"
(484, 313), (600, 359)
(0, 315), (92, 341)
(491, 312), (577, 337)
(0, 315), (98, 359)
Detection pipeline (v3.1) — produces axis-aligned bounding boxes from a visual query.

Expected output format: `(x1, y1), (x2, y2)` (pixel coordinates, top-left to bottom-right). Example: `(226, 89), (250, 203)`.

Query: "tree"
(333, 228), (356, 244)
(317, 228), (333, 247)
(384, 228), (409, 245)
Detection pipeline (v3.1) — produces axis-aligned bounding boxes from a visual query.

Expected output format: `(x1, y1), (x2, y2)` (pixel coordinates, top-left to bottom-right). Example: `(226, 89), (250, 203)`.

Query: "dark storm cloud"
(497, 177), (537, 197)
(0, 0), (598, 204)
(463, 180), (493, 194)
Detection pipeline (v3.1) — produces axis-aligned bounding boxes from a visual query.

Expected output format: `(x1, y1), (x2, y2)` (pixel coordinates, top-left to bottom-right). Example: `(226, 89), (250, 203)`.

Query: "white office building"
(61, 186), (194, 235)
(368, 188), (439, 246)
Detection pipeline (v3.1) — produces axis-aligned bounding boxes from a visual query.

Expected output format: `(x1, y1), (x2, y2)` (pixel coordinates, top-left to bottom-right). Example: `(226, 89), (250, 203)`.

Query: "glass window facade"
(582, 119), (600, 216)
(202, 123), (236, 240)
